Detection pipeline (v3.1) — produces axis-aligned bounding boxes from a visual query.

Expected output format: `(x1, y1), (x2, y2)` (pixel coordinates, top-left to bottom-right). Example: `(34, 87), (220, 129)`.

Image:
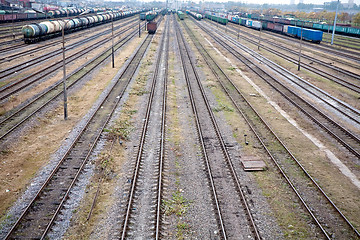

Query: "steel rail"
(174, 17), (228, 239)
(213, 20), (360, 122)
(155, 16), (170, 240)
(0, 14), (139, 55)
(0, 16), (136, 71)
(223, 21), (360, 92)
(218, 21), (360, 118)
(0, 23), (143, 141)
(120, 16), (165, 240)
(0, 21), (139, 101)
(179, 19), (262, 239)
(234, 22), (360, 63)
(237, 23), (360, 69)
(187, 17), (360, 238)
(5, 30), (152, 240)
(198, 20), (360, 159)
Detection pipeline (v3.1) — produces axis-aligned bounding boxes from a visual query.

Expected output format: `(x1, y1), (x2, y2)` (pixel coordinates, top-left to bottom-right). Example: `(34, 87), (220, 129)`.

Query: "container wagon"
(227, 15), (323, 43)
(238, 13), (360, 38)
(204, 12), (228, 25)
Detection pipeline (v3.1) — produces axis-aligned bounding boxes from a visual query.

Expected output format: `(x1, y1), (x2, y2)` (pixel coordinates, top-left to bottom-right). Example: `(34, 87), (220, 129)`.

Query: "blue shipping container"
(301, 29), (323, 42)
(287, 26), (300, 36)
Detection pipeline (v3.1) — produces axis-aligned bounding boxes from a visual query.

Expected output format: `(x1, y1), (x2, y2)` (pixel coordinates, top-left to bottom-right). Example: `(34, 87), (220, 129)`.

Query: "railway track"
(0, 14), (139, 54)
(228, 22), (360, 65)
(198, 19), (360, 159)
(211, 21), (360, 123)
(0, 21), (145, 141)
(0, 15), (137, 64)
(175, 16), (261, 239)
(0, 20), (137, 101)
(3, 28), (153, 240)
(223, 22), (360, 93)
(0, 38), (22, 47)
(322, 34), (360, 50)
(0, 16), (137, 83)
(183, 18), (360, 239)
(120, 16), (167, 239)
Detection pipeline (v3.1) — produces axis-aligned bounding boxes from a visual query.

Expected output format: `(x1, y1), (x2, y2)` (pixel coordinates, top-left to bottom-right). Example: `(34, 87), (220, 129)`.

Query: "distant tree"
(325, 12), (336, 22)
(263, 8), (282, 16)
(318, 10), (328, 21)
(295, 11), (309, 19)
(353, 12), (360, 25)
(338, 12), (350, 22)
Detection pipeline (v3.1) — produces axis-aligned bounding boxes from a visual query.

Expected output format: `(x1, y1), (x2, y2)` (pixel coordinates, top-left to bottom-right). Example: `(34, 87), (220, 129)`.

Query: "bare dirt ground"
(0, 17), (139, 115)
(0, 14), (359, 239)
(191, 18), (360, 234)
(0, 27), (145, 220)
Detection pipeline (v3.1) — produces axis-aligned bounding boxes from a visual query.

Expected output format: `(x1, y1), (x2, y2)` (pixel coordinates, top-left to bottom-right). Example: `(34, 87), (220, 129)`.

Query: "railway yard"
(0, 10), (359, 239)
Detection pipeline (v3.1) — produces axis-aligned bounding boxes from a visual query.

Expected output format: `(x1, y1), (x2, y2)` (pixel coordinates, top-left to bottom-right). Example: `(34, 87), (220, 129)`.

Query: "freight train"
(145, 11), (158, 22)
(244, 13), (360, 38)
(204, 12), (228, 25)
(227, 15), (323, 43)
(0, 8), (104, 23)
(186, 10), (202, 21)
(196, 11), (322, 43)
(21, 10), (139, 43)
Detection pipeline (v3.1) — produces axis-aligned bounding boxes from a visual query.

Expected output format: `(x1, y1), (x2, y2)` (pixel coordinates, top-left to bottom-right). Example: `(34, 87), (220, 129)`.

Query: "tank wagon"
(0, 8), (106, 23)
(22, 10), (140, 43)
(186, 10), (202, 20)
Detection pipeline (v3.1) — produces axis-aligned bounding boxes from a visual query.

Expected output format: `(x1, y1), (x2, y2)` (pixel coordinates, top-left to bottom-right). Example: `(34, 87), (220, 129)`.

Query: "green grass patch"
(213, 102), (234, 112)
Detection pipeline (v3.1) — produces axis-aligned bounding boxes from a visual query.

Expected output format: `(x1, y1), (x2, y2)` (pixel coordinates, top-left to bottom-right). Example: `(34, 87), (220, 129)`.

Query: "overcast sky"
(132, 0), (360, 6)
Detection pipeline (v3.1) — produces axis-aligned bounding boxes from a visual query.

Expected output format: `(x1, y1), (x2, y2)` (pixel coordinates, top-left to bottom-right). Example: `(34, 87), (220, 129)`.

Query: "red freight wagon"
(3, 14), (17, 21)
(17, 13), (27, 20)
(147, 21), (157, 34)
(273, 23), (283, 32)
(267, 22), (275, 30)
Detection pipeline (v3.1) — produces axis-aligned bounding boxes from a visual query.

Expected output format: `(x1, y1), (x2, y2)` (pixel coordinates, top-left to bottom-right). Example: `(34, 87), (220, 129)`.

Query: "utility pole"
(298, 22), (304, 71)
(258, 22), (261, 50)
(237, 17), (240, 40)
(11, 4), (15, 39)
(111, 14), (114, 68)
(62, 24), (68, 120)
(331, 0), (340, 45)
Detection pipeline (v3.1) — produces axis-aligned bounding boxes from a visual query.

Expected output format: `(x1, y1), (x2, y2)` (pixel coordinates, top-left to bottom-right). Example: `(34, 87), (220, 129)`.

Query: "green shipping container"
(335, 26), (347, 33)
(313, 23), (323, 30)
(347, 27), (360, 35)
(290, 20), (297, 26)
(323, 25), (347, 33)
(304, 21), (313, 28)
(322, 24), (331, 31)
